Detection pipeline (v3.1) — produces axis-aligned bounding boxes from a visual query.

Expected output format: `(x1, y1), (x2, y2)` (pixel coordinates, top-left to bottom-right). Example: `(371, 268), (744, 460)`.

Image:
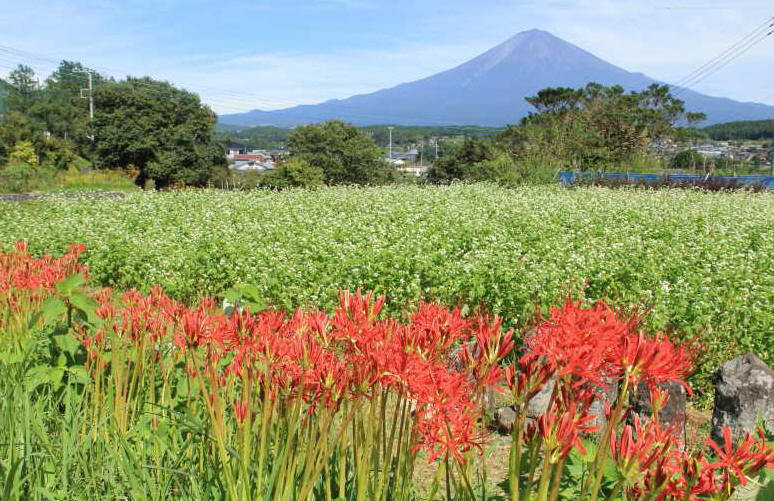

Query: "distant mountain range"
(219, 29), (774, 127)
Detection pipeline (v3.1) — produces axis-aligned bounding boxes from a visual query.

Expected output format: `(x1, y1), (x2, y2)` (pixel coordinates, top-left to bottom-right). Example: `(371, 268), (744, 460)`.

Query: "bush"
(261, 158), (324, 189)
(287, 120), (394, 185)
(9, 140), (38, 166)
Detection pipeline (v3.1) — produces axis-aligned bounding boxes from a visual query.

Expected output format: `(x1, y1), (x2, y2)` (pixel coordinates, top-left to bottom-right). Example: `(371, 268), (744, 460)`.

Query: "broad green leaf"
(55, 273), (86, 296)
(68, 292), (99, 324)
(40, 297), (67, 326)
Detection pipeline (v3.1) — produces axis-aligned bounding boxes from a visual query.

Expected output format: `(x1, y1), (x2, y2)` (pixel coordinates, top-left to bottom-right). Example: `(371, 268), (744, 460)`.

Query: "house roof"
(233, 154), (271, 161)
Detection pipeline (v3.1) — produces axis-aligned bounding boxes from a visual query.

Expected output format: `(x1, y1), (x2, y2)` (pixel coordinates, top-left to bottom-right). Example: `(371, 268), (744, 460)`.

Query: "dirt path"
(0, 191), (129, 203)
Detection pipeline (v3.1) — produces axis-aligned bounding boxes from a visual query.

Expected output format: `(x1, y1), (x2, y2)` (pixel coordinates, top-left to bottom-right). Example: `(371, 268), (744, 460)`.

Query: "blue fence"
(558, 171), (774, 189)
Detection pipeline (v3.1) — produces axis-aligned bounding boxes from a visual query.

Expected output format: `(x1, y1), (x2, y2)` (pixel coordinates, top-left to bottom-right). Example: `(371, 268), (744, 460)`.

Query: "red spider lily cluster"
(505, 300), (773, 501)
(609, 418), (774, 499)
(0, 241), (87, 302)
(87, 286), (509, 463)
(2, 242), (772, 501)
(1, 241), (88, 336)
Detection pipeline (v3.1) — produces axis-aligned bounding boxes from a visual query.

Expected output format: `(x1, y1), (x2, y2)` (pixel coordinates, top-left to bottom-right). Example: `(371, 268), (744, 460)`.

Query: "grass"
(0, 165), (138, 194)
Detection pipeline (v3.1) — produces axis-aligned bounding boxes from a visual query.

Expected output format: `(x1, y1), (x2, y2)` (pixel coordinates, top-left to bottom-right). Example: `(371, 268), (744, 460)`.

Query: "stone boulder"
(711, 353), (774, 443)
(588, 378), (619, 430)
(493, 376), (619, 434)
(631, 380), (687, 444)
(494, 405), (519, 433)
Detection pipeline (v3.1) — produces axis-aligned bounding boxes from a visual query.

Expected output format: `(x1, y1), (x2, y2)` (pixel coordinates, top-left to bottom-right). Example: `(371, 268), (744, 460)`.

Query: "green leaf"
(55, 273), (86, 297)
(68, 292), (99, 324)
(46, 367), (65, 385)
(67, 366), (91, 385)
(25, 366), (50, 391)
(0, 352), (24, 364)
(40, 298), (67, 326)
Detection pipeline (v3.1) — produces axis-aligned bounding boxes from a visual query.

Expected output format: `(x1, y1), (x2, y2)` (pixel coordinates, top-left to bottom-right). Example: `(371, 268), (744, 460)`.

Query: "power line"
(672, 16), (773, 88)
(0, 43), (300, 110)
(672, 16), (774, 96)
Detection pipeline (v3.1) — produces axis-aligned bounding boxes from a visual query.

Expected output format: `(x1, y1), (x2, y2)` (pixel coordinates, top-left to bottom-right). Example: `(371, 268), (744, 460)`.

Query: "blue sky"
(1, 0), (773, 114)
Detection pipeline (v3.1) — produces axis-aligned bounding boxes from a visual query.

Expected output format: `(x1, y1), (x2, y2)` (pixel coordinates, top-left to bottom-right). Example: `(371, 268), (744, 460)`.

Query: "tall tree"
(92, 77), (226, 188)
(286, 120), (393, 185)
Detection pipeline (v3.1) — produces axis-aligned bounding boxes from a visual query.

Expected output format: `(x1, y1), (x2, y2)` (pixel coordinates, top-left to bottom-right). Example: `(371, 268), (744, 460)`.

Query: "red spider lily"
(706, 427), (774, 490)
(234, 399), (248, 423)
(523, 300), (631, 384)
(611, 415), (676, 485)
(504, 355), (555, 405)
(460, 314), (514, 387)
(613, 331), (692, 389)
(404, 302), (470, 358)
(537, 401), (599, 460)
(658, 451), (719, 500)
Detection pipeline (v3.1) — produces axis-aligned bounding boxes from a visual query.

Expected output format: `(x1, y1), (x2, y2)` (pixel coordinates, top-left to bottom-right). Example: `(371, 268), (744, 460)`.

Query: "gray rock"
(493, 376), (619, 435)
(631, 380), (687, 443)
(448, 342), (495, 413)
(712, 353), (774, 443)
(588, 378), (619, 430)
(526, 376), (556, 418)
(494, 405), (519, 433)
(492, 377), (554, 434)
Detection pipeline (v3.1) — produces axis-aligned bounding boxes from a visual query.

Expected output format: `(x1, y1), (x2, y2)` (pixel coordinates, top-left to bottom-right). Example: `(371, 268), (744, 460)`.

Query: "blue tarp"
(558, 171), (774, 189)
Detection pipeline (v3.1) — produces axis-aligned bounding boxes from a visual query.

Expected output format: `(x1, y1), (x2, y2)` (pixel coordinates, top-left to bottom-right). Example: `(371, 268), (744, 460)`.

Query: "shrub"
(9, 140), (38, 166)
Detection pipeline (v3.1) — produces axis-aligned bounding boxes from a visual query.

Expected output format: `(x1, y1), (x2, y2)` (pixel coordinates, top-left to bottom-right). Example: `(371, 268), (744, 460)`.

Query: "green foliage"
(424, 83), (694, 185)
(261, 157), (324, 188)
(9, 140), (38, 166)
(1, 185), (772, 400)
(93, 77), (227, 189)
(216, 125), (290, 149)
(287, 120), (394, 185)
(670, 150), (705, 171)
(512, 83), (688, 171)
(427, 137), (496, 182)
(0, 163), (54, 193)
(360, 125), (501, 146)
(1, 62), (226, 192)
(704, 119), (774, 141)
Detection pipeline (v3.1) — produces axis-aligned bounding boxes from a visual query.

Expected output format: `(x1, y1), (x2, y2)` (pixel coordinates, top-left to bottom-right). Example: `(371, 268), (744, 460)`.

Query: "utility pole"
(79, 69), (94, 142)
(87, 71), (94, 120)
(388, 126), (394, 162)
(770, 140), (773, 176)
(434, 139), (439, 160)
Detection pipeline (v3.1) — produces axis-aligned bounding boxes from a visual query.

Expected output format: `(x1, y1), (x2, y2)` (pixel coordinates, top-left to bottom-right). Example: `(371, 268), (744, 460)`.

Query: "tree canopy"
(286, 120), (393, 185)
(93, 77), (226, 188)
(428, 83), (699, 183)
(0, 62), (226, 188)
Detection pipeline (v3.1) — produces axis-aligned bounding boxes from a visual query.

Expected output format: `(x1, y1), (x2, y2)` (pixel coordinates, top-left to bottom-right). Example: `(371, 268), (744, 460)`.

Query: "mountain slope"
(219, 29), (774, 127)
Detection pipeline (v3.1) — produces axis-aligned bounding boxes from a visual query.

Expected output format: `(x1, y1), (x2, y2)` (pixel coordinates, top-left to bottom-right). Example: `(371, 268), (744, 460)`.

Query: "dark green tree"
(43, 61), (108, 151)
(261, 157), (324, 189)
(426, 136), (496, 182)
(286, 120), (393, 185)
(511, 83), (690, 170)
(92, 77), (226, 188)
(670, 150), (704, 171)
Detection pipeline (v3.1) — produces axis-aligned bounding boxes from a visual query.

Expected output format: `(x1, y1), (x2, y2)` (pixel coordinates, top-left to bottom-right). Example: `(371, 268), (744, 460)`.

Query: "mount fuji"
(218, 29), (773, 127)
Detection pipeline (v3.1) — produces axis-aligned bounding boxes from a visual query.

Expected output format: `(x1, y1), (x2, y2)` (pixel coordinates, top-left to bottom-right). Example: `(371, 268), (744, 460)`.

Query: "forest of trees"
(704, 119), (774, 141)
(0, 62), (226, 190)
(217, 124), (502, 150)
